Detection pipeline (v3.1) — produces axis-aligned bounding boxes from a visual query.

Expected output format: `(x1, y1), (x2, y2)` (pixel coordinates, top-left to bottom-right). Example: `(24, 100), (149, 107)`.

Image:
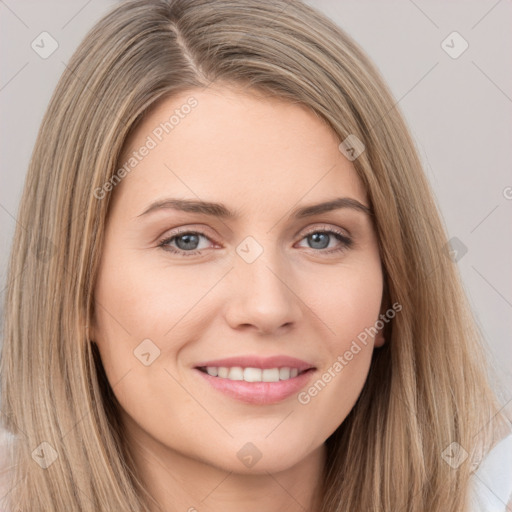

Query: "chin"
(207, 439), (315, 475)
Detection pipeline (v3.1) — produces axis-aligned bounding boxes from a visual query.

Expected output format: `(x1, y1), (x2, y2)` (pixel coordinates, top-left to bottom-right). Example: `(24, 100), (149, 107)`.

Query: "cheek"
(91, 253), (201, 429)
(93, 248), (215, 341)
(293, 259), (382, 429)
(297, 345), (373, 443)
(91, 248), (229, 392)
(305, 259), (383, 349)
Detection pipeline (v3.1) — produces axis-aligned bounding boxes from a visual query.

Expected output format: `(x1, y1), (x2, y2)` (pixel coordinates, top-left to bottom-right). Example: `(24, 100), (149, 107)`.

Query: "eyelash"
(157, 225), (353, 257)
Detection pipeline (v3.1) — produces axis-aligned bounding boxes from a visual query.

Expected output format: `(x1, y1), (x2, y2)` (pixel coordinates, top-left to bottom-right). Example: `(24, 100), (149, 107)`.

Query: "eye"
(295, 226), (352, 254)
(157, 229), (215, 257)
(157, 225), (353, 257)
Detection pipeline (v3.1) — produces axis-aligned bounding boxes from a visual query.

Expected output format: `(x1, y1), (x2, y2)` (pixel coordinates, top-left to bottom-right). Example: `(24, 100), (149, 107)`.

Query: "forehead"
(112, 85), (367, 217)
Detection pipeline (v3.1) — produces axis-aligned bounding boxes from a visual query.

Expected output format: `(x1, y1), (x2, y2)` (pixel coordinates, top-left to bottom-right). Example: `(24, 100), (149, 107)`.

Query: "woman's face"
(91, 85), (384, 474)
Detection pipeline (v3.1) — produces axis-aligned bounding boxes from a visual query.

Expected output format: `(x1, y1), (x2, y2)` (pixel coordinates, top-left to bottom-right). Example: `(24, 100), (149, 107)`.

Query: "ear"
(374, 296), (389, 348)
(374, 326), (386, 348)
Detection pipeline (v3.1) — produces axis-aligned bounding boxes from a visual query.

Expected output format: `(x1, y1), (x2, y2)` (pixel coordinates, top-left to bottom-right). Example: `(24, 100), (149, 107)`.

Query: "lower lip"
(194, 368), (316, 405)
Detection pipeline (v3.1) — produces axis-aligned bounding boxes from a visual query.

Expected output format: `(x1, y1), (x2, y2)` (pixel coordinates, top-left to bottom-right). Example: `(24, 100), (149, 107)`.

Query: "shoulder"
(467, 429), (512, 511)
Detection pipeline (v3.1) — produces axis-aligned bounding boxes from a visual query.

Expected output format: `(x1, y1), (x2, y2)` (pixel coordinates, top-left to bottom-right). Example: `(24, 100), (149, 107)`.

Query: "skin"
(91, 84), (385, 512)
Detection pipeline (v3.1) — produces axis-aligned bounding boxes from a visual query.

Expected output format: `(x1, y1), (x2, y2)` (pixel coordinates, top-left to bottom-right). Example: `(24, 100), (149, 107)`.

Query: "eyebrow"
(137, 196), (372, 219)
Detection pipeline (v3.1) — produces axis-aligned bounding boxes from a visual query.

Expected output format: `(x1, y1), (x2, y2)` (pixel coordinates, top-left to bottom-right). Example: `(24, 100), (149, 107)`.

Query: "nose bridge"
(236, 238), (290, 302)
(224, 235), (302, 332)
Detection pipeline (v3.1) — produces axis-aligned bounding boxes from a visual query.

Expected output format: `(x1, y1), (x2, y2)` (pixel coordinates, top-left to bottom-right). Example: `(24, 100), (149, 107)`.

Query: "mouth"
(192, 355), (317, 404)
(192, 359), (317, 405)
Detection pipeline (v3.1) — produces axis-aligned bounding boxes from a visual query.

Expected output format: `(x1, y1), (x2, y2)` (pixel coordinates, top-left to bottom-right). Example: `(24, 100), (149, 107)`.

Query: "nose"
(223, 248), (303, 335)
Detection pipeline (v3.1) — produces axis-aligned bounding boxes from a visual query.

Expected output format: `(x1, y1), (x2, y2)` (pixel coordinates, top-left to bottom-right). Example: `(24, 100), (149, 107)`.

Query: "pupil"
(309, 233), (329, 249)
(176, 233), (199, 250)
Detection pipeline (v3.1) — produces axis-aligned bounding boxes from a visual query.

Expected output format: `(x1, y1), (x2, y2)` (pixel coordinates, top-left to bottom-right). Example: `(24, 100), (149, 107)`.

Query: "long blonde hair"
(1, 0), (507, 510)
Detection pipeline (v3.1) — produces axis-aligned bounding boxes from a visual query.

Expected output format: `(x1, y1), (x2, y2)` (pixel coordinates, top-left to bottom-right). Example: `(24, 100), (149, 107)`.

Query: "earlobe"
(374, 330), (385, 348)
(375, 297), (389, 348)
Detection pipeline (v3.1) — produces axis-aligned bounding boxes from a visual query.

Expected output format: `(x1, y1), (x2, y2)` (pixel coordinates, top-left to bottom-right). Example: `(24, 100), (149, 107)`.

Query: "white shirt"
(468, 431), (512, 511)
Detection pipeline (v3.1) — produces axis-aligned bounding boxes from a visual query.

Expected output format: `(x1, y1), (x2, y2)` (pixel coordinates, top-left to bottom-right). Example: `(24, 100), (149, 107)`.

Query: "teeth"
(279, 367), (290, 380)
(228, 367), (244, 380)
(244, 367), (262, 382)
(262, 368), (280, 382)
(202, 366), (306, 382)
(218, 367), (229, 378)
(206, 367), (218, 377)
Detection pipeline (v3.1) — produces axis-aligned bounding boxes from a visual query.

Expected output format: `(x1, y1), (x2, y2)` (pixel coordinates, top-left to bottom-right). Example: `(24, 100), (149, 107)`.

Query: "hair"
(0, 0), (508, 510)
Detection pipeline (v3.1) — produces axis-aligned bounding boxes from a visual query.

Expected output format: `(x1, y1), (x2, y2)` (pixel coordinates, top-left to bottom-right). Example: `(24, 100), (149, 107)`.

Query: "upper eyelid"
(300, 224), (349, 237)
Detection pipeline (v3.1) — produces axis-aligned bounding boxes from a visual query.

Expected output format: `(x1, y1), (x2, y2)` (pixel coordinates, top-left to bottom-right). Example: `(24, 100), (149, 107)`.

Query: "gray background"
(1, 1), (511, 405)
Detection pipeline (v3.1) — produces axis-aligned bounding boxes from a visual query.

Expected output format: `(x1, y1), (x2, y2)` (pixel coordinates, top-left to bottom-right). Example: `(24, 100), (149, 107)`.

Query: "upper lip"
(194, 355), (316, 372)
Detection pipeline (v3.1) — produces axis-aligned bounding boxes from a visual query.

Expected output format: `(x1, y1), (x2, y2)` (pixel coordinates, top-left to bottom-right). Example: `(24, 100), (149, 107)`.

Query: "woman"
(1, 0), (510, 510)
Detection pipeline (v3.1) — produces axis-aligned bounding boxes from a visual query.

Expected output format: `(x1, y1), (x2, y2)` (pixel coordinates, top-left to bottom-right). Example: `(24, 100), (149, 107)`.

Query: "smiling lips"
(194, 355), (317, 404)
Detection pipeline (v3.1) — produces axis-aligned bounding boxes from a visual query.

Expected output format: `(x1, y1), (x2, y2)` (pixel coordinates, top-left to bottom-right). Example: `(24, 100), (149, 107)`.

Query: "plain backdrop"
(1, 1), (511, 410)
